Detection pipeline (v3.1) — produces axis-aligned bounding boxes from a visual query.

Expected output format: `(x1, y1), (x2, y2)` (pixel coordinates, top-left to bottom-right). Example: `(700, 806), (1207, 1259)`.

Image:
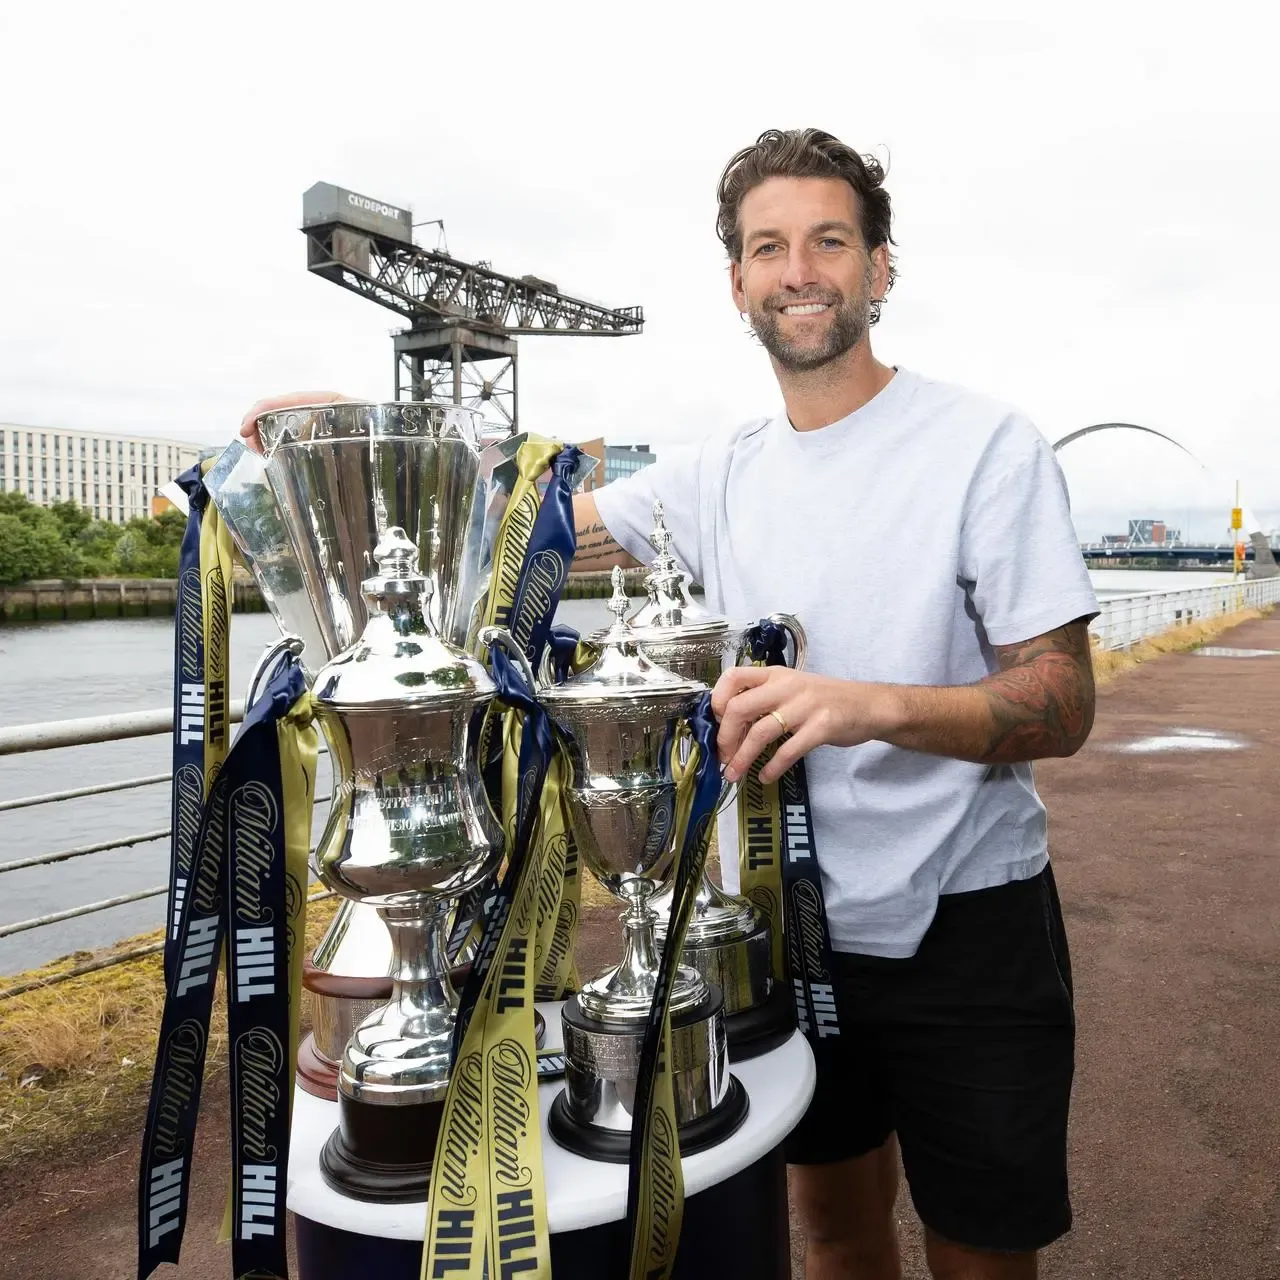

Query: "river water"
(0, 571), (1237, 974)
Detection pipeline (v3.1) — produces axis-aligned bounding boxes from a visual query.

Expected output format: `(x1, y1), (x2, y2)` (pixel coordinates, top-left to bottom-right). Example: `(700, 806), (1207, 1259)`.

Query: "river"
(0, 570), (1240, 974)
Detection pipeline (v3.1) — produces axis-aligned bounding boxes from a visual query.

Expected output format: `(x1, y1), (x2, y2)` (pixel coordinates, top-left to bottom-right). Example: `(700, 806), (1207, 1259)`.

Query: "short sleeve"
(959, 416), (1099, 646)
(592, 444), (704, 582)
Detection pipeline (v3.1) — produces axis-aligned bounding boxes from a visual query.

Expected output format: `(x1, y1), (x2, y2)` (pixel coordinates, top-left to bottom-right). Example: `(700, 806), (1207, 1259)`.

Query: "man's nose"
(779, 244), (820, 293)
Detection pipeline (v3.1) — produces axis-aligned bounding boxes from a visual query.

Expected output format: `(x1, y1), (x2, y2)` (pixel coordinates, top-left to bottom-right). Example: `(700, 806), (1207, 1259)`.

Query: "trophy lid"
(621, 500), (731, 643)
(539, 567), (706, 715)
(312, 526), (495, 712)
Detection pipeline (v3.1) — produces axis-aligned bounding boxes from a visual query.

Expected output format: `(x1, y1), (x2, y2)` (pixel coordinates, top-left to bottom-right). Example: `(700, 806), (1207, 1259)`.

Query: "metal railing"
(0, 702), (333, 1001)
(1, 577), (1276, 998)
(1091, 576), (1280, 651)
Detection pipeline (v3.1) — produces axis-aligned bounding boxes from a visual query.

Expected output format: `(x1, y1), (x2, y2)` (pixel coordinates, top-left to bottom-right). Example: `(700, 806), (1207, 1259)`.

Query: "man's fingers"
(758, 723), (823, 785)
(238, 391), (352, 454)
(715, 681), (786, 761)
(710, 664), (770, 719)
(723, 706), (791, 782)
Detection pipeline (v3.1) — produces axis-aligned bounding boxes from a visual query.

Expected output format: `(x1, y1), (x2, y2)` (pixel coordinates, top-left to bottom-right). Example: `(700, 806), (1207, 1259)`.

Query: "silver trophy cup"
(541, 568), (748, 1160)
(203, 405), (531, 1101)
(612, 502), (807, 1060)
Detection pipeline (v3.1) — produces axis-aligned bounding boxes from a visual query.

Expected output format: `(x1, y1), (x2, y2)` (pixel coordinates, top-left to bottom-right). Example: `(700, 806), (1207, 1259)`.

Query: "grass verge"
(0, 898), (338, 1173)
(1092, 605), (1273, 686)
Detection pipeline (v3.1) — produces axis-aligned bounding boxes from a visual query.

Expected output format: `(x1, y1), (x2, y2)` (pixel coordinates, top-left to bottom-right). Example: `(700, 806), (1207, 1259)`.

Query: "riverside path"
(1, 613), (1278, 1279)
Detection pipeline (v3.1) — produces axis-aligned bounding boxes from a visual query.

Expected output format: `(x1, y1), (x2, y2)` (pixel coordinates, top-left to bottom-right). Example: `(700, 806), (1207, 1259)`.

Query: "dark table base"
(294, 1143), (790, 1279)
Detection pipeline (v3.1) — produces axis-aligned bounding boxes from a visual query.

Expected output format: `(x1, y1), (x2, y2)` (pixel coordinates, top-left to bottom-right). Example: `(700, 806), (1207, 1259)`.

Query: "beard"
(747, 266), (873, 373)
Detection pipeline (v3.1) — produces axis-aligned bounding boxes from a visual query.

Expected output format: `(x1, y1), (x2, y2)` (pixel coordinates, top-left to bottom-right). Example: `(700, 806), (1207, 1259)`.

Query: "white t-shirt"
(593, 367), (1099, 958)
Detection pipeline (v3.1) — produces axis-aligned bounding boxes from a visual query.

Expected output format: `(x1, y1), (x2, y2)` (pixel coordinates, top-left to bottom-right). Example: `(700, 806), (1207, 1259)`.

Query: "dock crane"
(302, 183), (644, 431)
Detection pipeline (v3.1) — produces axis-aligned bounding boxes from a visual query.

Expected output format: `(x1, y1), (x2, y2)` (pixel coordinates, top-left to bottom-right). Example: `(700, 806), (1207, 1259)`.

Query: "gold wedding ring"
(769, 709), (789, 735)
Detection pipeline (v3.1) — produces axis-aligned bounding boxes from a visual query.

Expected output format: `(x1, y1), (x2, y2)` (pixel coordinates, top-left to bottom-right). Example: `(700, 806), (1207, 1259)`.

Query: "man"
(241, 127), (1097, 1280)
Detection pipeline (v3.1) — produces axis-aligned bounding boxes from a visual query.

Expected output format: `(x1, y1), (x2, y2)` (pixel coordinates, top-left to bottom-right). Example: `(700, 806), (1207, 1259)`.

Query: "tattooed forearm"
(980, 623), (1095, 761)
(879, 620), (1096, 764)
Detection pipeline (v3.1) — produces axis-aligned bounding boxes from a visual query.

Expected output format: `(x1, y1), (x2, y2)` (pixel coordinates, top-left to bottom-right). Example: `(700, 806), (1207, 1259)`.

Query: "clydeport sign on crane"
(302, 183), (645, 431)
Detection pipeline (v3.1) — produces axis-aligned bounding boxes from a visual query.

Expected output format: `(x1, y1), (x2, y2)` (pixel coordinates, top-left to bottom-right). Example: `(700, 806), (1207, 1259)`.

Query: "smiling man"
(577, 129), (1100, 1280)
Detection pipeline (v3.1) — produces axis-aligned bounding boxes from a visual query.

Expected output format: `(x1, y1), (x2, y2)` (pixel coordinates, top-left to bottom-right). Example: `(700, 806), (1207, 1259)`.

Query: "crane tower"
(302, 183), (644, 431)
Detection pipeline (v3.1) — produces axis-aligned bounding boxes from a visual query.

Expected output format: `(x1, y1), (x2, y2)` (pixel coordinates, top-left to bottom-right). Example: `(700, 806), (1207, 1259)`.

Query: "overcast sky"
(1, 1), (1276, 540)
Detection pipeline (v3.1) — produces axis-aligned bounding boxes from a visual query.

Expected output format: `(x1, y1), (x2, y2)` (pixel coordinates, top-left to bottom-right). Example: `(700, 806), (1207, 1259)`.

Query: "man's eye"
(756, 243), (780, 255)
(819, 238), (845, 249)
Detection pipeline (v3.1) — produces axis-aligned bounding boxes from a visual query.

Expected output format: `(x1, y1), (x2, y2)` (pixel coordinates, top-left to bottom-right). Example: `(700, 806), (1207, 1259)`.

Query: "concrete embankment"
(0, 570), (660, 622)
(2, 613), (1278, 1278)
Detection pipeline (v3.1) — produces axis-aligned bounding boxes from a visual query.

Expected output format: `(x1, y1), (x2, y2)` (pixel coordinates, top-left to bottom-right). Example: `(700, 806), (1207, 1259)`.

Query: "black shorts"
(785, 865), (1075, 1254)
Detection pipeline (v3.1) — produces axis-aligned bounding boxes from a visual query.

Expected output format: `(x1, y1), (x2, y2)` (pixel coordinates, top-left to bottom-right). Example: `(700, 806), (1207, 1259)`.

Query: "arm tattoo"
(982, 621), (1096, 761)
(574, 519), (637, 570)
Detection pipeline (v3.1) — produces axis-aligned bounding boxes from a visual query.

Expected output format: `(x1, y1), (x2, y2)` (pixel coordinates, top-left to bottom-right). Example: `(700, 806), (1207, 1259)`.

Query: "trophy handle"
(477, 625), (537, 693)
(245, 633), (306, 707)
(734, 612), (808, 673)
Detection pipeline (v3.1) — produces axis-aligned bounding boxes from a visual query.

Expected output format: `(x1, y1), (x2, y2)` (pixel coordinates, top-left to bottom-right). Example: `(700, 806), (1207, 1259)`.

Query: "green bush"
(0, 494), (185, 586)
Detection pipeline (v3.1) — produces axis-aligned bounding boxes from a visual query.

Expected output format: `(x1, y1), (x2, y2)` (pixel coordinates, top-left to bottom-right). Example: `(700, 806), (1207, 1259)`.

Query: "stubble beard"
(747, 265), (874, 373)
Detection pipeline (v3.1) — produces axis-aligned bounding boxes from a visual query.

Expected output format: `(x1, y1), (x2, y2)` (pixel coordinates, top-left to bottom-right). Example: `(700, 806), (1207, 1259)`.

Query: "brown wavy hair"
(717, 128), (897, 322)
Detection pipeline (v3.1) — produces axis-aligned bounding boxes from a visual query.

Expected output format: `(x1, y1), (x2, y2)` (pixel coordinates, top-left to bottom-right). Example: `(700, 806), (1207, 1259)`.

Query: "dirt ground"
(2, 613), (1278, 1279)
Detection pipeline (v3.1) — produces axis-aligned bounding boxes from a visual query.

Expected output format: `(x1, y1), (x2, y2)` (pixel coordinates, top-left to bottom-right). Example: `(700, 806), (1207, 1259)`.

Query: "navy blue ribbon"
(166, 465), (209, 986)
(743, 619), (843, 1055)
(547, 623), (583, 685)
(506, 446), (582, 671)
(138, 657), (305, 1280)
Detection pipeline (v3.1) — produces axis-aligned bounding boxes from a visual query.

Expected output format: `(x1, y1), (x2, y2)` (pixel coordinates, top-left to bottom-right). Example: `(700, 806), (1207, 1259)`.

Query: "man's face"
(729, 176), (887, 372)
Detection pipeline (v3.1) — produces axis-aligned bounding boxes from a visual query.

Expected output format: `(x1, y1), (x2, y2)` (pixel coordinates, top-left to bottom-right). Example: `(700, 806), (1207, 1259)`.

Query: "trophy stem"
(378, 899), (459, 1050)
(338, 898), (458, 1106)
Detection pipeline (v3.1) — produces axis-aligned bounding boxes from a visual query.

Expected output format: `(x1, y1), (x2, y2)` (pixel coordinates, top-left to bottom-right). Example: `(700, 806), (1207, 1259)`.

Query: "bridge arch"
(1050, 421), (1205, 468)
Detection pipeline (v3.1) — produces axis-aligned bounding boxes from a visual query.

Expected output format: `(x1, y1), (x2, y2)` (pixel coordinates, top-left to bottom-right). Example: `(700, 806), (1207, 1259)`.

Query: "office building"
(0, 423), (205, 524)
(573, 439), (657, 492)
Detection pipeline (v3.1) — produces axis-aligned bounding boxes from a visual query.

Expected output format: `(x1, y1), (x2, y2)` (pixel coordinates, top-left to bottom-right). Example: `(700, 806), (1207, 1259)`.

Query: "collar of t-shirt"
(772, 365), (920, 454)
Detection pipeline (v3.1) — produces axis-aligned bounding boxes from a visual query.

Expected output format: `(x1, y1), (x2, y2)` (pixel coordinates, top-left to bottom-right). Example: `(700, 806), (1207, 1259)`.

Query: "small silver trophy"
(614, 502), (807, 1059)
(541, 568), (748, 1159)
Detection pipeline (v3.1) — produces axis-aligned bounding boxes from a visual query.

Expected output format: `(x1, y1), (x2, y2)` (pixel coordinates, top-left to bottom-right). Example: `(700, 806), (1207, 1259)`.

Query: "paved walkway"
(3, 614), (1278, 1278)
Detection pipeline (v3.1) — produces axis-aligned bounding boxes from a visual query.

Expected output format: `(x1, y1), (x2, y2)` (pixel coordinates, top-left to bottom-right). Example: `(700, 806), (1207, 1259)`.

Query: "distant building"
(0, 423), (204, 524)
(1127, 518), (1181, 546)
(573, 438), (657, 492)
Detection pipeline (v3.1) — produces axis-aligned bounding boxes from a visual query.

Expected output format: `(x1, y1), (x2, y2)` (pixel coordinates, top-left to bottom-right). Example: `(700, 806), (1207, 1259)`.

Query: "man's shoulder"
(905, 370), (1049, 459)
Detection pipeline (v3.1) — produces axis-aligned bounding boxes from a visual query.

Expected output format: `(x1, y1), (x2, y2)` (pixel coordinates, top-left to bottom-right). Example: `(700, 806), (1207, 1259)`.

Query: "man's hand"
(713, 667), (900, 785)
(712, 620), (1095, 785)
(238, 391), (352, 453)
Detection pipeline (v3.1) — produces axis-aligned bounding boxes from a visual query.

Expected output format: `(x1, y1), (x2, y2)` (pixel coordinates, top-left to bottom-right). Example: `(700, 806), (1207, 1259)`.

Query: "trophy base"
(724, 980), (796, 1063)
(548, 1076), (749, 1164)
(297, 1011), (548, 1103)
(549, 987), (748, 1161)
(658, 910), (773, 1021)
(297, 1032), (340, 1101)
(319, 1093), (445, 1203)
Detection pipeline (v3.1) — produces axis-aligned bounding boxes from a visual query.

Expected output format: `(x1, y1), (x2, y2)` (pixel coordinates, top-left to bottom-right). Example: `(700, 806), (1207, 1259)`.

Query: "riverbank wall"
(0, 568), (673, 623)
(0, 576), (268, 623)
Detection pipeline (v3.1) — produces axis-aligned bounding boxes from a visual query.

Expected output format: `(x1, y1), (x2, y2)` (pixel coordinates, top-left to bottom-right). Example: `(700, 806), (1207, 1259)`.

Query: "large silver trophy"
(541, 569), (748, 1160)
(204, 401), (536, 1199)
(607, 502), (807, 1059)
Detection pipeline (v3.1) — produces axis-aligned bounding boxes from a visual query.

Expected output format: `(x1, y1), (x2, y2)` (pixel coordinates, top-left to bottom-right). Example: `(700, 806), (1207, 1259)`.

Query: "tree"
(0, 511), (79, 585)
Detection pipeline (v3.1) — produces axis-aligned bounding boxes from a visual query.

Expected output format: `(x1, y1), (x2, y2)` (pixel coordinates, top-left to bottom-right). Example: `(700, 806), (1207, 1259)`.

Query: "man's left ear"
(870, 244), (890, 302)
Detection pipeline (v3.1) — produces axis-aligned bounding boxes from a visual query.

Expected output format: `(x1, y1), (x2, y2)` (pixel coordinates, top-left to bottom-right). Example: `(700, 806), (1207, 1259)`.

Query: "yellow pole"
(1232, 481), (1242, 581)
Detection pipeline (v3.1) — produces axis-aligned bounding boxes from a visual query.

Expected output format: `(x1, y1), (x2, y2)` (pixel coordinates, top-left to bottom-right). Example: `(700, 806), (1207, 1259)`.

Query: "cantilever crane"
(302, 182), (644, 430)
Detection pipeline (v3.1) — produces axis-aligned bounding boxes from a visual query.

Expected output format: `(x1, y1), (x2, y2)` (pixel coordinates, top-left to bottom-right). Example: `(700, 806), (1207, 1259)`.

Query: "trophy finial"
(649, 500), (672, 558)
(608, 564), (630, 626)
